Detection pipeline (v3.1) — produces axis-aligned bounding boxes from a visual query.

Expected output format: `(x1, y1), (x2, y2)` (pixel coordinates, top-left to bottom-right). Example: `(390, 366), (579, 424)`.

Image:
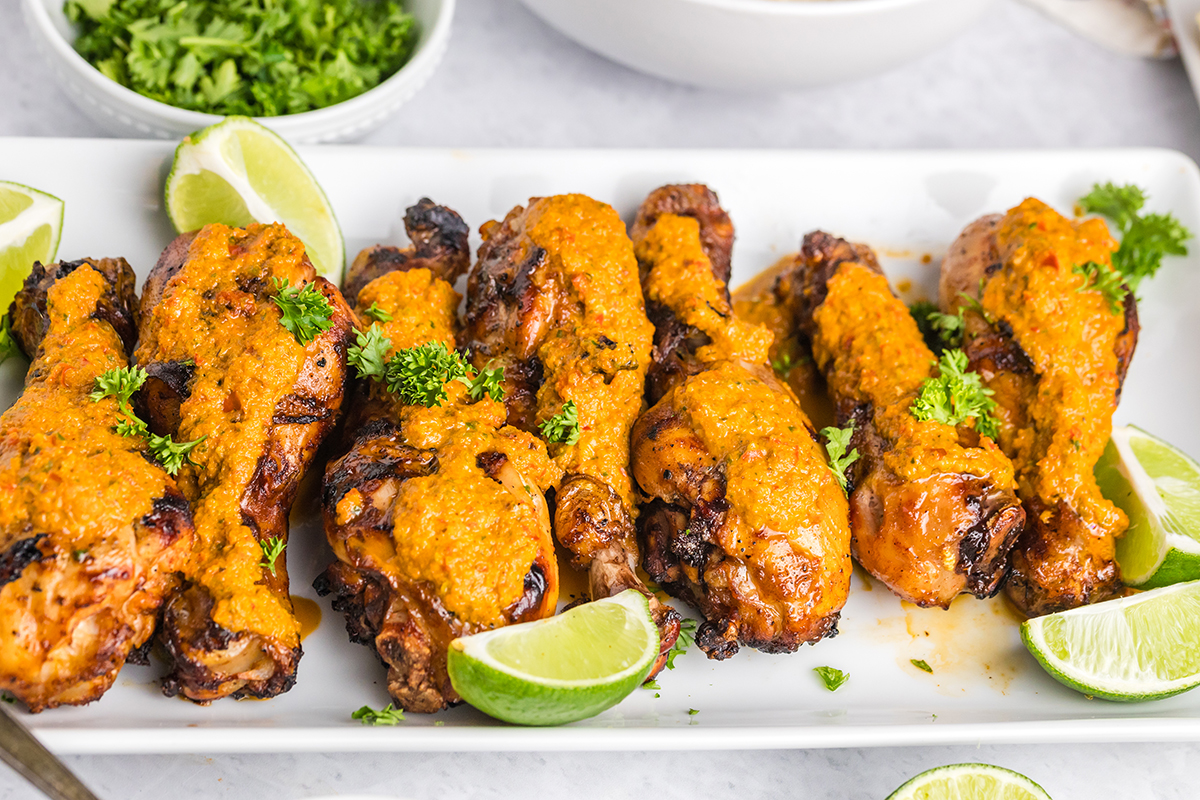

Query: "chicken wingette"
(775, 232), (1025, 608)
(463, 194), (680, 672)
(630, 185), (852, 657)
(135, 223), (354, 702)
(940, 199), (1136, 616)
(318, 200), (562, 712)
(0, 258), (194, 711)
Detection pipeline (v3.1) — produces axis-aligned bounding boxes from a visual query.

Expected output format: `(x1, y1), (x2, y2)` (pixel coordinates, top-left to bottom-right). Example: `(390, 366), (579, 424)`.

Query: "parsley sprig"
(259, 535), (285, 576)
(91, 366), (205, 475)
(820, 422), (860, 493)
(1080, 182), (1191, 291)
(362, 302), (393, 323)
(352, 703), (405, 725)
(347, 325), (391, 383)
(909, 300), (964, 356)
(910, 349), (999, 440)
(539, 400), (580, 445)
(272, 278), (334, 345)
(1073, 261), (1127, 314)
(348, 330), (505, 408)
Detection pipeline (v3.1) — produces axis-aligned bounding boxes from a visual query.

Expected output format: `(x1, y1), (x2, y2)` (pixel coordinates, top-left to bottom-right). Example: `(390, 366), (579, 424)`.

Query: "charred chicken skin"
(630, 185), (852, 658)
(776, 232), (1025, 608)
(463, 194), (680, 672)
(318, 201), (562, 713)
(0, 258), (195, 711)
(940, 199), (1135, 617)
(135, 223), (354, 702)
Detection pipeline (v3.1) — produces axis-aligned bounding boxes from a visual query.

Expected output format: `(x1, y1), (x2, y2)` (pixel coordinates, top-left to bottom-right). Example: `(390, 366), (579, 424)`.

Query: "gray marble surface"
(2, 0), (1200, 797)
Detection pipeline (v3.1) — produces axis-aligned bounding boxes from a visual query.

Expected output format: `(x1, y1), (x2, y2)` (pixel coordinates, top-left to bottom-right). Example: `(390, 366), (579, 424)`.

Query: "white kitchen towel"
(1021, 0), (1176, 57)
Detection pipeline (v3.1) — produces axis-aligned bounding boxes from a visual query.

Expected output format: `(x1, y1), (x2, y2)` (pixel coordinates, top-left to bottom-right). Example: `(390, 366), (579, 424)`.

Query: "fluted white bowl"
(21, 0), (453, 143)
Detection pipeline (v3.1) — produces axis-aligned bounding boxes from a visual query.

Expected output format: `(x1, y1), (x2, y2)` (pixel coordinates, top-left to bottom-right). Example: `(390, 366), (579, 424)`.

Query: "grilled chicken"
(630, 185), (852, 657)
(463, 194), (680, 672)
(317, 200), (562, 712)
(940, 199), (1135, 616)
(0, 258), (194, 711)
(776, 232), (1025, 608)
(135, 223), (354, 702)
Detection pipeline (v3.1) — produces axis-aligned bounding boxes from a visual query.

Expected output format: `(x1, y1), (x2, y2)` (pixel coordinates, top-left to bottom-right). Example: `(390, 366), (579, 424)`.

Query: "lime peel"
(0, 182), (64, 314)
(887, 763), (1052, 800)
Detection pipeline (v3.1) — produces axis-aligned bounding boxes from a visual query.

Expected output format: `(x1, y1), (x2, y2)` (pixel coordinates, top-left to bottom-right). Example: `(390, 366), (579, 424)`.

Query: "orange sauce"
(291, 596), (322, 642)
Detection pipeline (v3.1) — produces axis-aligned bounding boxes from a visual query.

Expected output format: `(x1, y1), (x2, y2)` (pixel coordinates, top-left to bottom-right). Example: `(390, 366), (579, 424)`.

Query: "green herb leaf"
(910, 349), (999, 440)
(352, 703), (405, 725)
(115, 415), (150, 439)
(820, 421), (860, 493)
(362, 302), (393, 323)
(909, 300), (965, 356)
(464, 364), (506, 402)
(911, 659), (933, 674)
(72, 549), (89, 563)
(385, 340), (470, 407)
(687, 708), (699, 716)
(665, 618), (698, 670)
(147, 432), (205, 475)
(1080, 182), (1191, 291)
(1072, 261), (1127, 314)
(90, 365), (147, 406)
(348, 324), (392, 382)
(642, 680), (661, 690)
(813, 666), (848, 692)
(272, 278), (334, 345)
(1080, 182), (1146, 233)
(539, 400), (580, 445)
(0, 314), (17, 365)
(258, 535), (285, 576)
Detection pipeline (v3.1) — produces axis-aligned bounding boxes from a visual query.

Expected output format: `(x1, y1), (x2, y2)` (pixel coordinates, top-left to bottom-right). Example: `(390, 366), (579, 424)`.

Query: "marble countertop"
(2, 0), (1199, 797)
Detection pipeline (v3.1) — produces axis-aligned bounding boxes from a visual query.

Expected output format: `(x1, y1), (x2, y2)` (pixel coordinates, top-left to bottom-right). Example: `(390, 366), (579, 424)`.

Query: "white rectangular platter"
(2, 140), (1200, 754)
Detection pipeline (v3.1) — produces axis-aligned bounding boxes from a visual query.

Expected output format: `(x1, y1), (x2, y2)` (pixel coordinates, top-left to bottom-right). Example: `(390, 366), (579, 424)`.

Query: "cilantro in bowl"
(64, 0), (418, 116)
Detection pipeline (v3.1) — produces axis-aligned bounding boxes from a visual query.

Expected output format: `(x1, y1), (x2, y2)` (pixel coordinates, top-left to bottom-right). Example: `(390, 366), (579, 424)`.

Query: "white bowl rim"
(21, 0), (454, 129)
(673, 0), (960, 15)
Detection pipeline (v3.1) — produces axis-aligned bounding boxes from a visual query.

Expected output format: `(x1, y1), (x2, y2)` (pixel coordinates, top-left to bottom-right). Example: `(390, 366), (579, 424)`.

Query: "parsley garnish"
(0, 314), (17, 365)
(813, 666), (848, 692)
(911, 659), (933, 674)
(348, 325), (392, 382)
(820, 422), (859, 493)
(259, 535), (285, 575)
(64, 0), (417, 117)
(1072, 261), (1127, 315)
(466, 363), (506, 402)
(352, 703), (405, 725)
(1080, 182), (1191, 291)
(90, 365), (147, 407)
(91, 367), (205, 475)
(385, 340), (470, 407)
(909, 300), (964, 356)
(665, 618), (698, 670)
(271, 278), (334, 346)
(362, 302), (393, 323)
(539, 400), (580, 445)
(910, 349), (999, 440)
(148, 432), (206, 475)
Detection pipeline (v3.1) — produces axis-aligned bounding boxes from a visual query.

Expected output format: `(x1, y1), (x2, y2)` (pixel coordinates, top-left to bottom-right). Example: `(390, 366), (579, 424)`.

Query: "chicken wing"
(775, 232), (1025, 608)
(0, 258), (194, 711)
(135, 223), (354, 702)
(463, 194), (680, 670)
(630, 185), (852, 657)
(940, 199), (1135, 616)
(317, 200), (562, 712)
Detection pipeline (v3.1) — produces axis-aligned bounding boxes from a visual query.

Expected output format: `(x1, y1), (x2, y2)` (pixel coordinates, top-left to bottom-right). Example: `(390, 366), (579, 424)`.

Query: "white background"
(2, 0), (1200, 797)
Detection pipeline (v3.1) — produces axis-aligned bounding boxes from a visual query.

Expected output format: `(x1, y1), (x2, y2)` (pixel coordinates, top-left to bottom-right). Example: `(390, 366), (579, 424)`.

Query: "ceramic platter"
(2, 140), (1199, 753)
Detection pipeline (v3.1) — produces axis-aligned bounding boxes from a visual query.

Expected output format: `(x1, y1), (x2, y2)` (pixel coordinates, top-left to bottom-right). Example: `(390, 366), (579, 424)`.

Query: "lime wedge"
(887, 763), (1052, 800)
(446, 589), (659, 726)
(0, 181), (64, 313)
(1021, 580), (1200, 702)
(1096, 425), (1200, 587)
(165, 116), (344, 281)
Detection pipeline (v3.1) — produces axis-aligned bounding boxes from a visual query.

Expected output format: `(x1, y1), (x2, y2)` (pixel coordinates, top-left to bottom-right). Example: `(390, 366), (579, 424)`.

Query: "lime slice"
(0, 181), (64, 313)
(1021, 580), (1200, 702)
(446, 589), (659, 726)
(1096, 425), (1200, 587)
(887, 763), (1052, 800)
(165, 116), (344, 280)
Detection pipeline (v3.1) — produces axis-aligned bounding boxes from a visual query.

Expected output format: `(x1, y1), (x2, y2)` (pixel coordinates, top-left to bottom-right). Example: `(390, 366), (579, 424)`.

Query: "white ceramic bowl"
(517, 0), (995, 91)
(21, 0), (454, 143)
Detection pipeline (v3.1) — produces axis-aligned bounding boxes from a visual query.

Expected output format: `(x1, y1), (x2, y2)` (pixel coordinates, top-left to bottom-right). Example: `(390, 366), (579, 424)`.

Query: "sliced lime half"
(1021, 580), (1200, 702)
(0, 181), (64, 313)
(1096, 425), (1200, 587)
(446, 589), (658, 726)
(887, 763), (1052, 800)
(164, 116), (344, 280)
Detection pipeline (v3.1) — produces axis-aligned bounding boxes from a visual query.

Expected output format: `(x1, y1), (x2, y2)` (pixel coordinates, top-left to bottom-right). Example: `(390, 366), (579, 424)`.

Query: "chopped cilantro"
(65, 0), (418, 117)
(258, 535), (285, 576)
(1080, 182), (1191, 291)
(813, 666), (848, 692)
(911, 659), (933, 674)
(539, 400), (580, 445)
(1073, 261), (1127, 315)
(348, 324), (392, 382)
(362, 302), (393, 324)
(687, 708), (699, 716)
(643, 680), (661, 690)
(0, 314), (17, 365)
(272, 278), (334, 346)
(385, 340), (470, 407)
(910, 349), (999, 440)
(820, 421), (859, 493)
(352, 703), (405, 725)
(665, 618), (697, 670)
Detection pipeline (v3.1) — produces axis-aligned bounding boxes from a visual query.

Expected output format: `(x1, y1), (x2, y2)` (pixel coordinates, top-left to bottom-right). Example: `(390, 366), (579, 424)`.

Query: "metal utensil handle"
(0, 702), (99, 800)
